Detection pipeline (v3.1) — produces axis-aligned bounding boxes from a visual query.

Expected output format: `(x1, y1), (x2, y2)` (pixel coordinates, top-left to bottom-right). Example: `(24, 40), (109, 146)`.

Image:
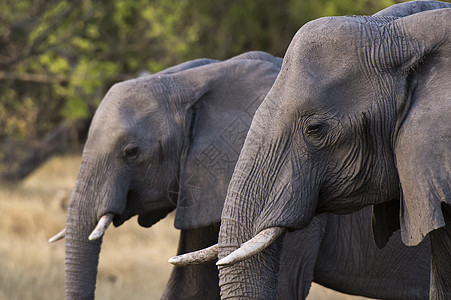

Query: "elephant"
(52, 50), (432, 300)
(58, 51), (283, 299)
(210, 3), (451, 300)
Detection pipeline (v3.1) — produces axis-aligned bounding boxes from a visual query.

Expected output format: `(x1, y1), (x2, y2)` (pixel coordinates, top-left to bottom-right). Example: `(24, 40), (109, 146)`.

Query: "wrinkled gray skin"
(64, 51), (281, 300)
(218, 2), (451, 300)
(169, 210), (431, 299)
(279, 209), (431, 299)
(65, 50), (432, 299)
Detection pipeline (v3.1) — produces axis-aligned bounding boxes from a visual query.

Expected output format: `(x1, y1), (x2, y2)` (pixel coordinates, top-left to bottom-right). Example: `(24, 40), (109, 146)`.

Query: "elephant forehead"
(272, 66), (367, 118)
(286, 18), (357, 74)
(103, 79), (163, 113)
(94, 78), (174, 128)
(89, 108), (172, 145)
(278, 18), (367, 109)
(85, 119), (132, 153)
(87, 110), (160, 153)
(278, 42), (393, 121)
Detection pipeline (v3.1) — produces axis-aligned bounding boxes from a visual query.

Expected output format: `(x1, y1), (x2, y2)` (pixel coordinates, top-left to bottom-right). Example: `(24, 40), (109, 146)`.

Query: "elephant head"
(217, 8), (450, 299)
(61, 52), (281, 299)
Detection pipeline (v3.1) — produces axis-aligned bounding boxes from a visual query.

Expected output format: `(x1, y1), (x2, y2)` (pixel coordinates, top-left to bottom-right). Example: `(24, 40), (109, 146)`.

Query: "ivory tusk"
(168, 244), (218, 266)
(216, 227), (285, 266)
(48, 228), (66, 243)
(88, 213), (114, 241)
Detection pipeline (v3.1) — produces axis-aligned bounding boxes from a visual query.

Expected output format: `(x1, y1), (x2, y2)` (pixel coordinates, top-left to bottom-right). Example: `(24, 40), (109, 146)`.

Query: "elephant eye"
(123, 145), (139, 160)
(306, 123), (323, 135)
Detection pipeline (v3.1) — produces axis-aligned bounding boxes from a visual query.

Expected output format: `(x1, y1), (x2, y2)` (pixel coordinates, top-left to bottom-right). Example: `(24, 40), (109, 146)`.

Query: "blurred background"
(0, 0), (425, 299)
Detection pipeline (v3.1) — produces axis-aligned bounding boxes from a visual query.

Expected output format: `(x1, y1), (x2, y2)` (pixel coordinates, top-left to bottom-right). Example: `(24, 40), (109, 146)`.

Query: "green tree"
(0, 0), (403, 181)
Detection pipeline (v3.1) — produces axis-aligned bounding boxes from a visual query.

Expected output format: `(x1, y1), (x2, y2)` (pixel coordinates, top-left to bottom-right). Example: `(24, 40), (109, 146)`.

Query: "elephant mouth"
(112, 210), (133, 227)
(49, 213), (117, 243)
(112, 205), (175, 228)
(49, 200), (176, 243)
(137, 206), (175, 227)
(112, 189), (177, 228)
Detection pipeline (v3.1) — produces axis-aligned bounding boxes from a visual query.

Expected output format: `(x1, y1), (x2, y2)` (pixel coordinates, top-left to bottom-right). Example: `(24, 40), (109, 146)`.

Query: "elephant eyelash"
(123, 145), (140, 161)
(305, 122), (328, 139)
(306, 124), (323, 135)
(302, 119), (341, 151)
(188, 108), (199, 142)
(158, 140), (164, 163)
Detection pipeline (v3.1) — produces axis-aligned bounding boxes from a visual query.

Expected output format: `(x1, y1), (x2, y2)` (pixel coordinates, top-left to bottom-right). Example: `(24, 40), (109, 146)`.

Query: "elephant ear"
(173, 57), (281, 229)
(371, 3), (451, 249)
(385, 9), (450, 246)
(372, 199), (400, 248)
(156, 58), (219, 75)
(134, 59), (220, 229)
(228, 50), (283, 68)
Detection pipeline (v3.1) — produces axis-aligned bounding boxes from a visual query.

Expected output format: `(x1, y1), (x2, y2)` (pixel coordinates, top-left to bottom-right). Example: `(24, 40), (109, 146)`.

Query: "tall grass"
(0, 155), (369, 299)
(0, 155), (179, 299)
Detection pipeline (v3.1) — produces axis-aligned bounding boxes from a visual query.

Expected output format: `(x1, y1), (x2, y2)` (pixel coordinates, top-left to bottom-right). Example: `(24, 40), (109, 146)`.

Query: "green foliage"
(0, 0), (416, 179)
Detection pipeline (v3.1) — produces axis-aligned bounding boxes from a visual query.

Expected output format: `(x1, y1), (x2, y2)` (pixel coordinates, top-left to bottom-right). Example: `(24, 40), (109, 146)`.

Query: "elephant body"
(287, 209), (430, 299)
(216, 2), (451, 300)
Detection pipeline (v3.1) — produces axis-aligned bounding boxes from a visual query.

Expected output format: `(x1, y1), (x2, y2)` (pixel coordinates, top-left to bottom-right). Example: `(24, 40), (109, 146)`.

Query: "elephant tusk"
(168, 244), (218, 266)
(216, 227), (286, 266)
(88, 213), (114, 241)
(48, 228), (66, 242)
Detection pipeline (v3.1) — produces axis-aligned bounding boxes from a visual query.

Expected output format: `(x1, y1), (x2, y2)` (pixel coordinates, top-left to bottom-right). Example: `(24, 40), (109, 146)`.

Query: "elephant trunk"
(65, 189), (103, 300)
(218, 164), (285, 299)
(218, 218), (283, 299)
(217, 104), (317, 298)
(64, 154), (127, 299)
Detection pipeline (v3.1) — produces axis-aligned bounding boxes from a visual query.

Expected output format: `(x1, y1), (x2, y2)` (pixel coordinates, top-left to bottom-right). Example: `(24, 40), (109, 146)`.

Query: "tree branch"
(0, 71), (69, 83)
(0, 118), (91, 182)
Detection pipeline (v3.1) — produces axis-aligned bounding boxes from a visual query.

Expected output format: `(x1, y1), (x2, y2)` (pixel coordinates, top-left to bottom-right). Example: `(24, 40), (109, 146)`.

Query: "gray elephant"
(212, 4), (451, 300)
(58, 51), (282, 299)
(51, 50), (432, 299)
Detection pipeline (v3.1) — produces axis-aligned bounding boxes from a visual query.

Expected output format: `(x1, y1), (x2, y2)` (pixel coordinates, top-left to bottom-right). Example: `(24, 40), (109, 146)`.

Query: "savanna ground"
(0, 155), (370, 299)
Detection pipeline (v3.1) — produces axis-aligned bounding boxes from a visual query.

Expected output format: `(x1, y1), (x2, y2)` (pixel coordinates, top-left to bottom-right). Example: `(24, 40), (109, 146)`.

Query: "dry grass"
(0, 155), (369, 299)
